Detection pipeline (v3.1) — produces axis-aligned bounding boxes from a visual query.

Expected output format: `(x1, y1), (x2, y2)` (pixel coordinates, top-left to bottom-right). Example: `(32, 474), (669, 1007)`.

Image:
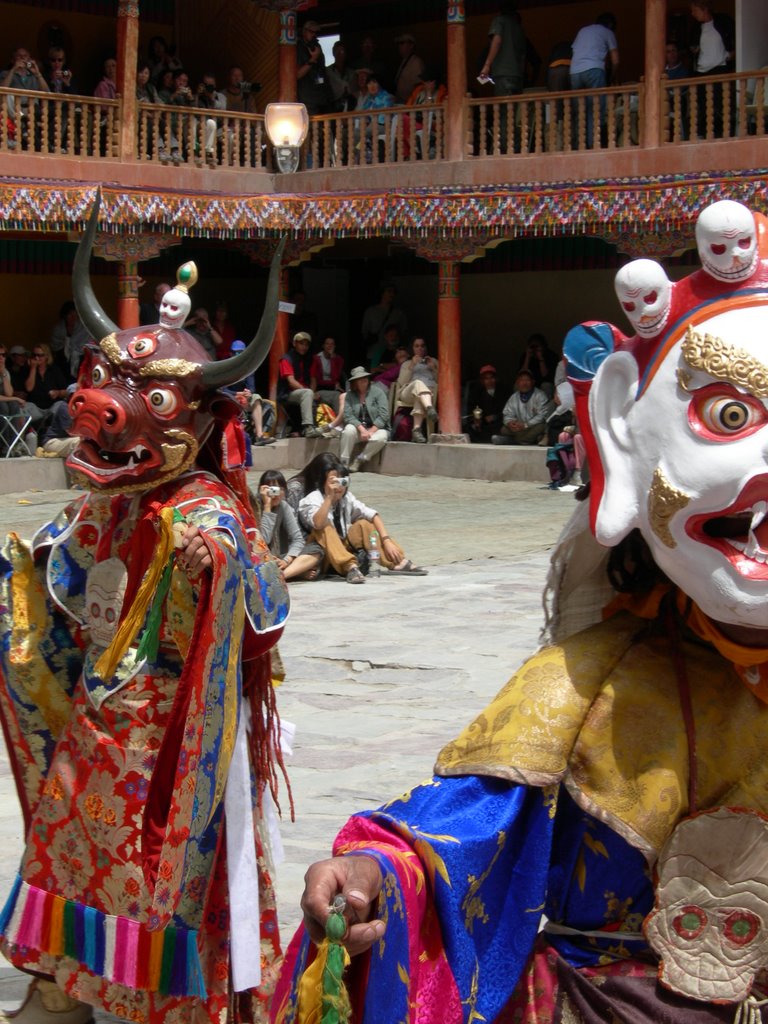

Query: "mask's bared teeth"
(750, 500), (768, 532)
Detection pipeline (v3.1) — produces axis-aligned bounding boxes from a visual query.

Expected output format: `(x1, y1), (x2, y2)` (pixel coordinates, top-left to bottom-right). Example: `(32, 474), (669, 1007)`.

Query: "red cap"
(479, 364), (496, 375)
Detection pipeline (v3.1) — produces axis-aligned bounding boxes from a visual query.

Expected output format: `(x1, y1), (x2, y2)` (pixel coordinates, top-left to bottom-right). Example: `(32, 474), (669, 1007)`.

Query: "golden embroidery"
(138, 358), (199, 379)
(682, 326), (768, 397)
(461, 963), (486, 1024)
(436, 614), (768, 861)
(648, 467), (690, 549)
(542, 784), (558, 819)
(461, 831), (506, 934)
(99, 334), (123, 365)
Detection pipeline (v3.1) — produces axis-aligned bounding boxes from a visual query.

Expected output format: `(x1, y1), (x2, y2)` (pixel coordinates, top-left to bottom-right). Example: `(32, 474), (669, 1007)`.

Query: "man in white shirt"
(690, 0), (735, 138)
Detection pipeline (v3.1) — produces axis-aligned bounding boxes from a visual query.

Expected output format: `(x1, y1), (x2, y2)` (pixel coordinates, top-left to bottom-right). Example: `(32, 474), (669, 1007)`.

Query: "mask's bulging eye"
(738, 236), (753, 250)
(689, 386), (768, 440)
(673, 906), (707, 941)
(128, 335), (158, 359)
(146, 388), (178, 416)
(712, 399), (751, 431)
(91, 364), (110, 387)
(711, 243), (727, 255)
(723, 910), (760, 947)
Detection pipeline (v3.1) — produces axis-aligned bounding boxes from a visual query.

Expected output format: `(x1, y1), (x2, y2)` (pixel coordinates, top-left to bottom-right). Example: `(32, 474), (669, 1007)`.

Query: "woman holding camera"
(257, 471), (323, 582)
(298, 454), (426, 582)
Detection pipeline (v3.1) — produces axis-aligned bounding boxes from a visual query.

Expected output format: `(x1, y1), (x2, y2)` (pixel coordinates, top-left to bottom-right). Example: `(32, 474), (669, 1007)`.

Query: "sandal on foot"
(389, 559), (429, 576)
(346, 566), (366, 584)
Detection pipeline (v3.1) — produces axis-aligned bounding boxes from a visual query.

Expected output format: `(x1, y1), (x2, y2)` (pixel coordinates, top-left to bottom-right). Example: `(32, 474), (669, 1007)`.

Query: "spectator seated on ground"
(37, 390), (79, 457)
(298, 453), (427, 583)
(492, 367), (554, 445)
(371, 342), (409, 392)
(20, 342), (70, 432)
(311, 335), (346, 412)
(0, 344), (28, 454)
(223, 340), (275, 448)
(278, 331), (322, 438)
(395, 337), (438, 443)
(256, 470), (324, 581)
(463, 363), (506, 443)
(340, 366), (391, 473)
(285, 451), (337, 517)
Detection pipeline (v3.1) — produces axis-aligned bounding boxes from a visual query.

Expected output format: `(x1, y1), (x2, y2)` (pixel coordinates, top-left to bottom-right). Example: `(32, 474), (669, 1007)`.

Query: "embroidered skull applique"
(645, 806), (768, 1004)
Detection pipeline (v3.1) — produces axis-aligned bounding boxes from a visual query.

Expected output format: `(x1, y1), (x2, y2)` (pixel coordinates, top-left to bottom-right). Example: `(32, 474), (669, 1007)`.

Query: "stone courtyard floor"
(0, 471), (578, 1020)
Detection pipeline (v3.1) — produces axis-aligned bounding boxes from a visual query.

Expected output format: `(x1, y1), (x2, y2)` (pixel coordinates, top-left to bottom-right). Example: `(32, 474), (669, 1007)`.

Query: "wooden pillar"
(643, 0), (667, 148)
(116, 0), (140, 164)
(269, 267), (291, 400)
(437, 260), (462, 435)
(446, 1), (468, 161)
(117, 259), (140, 329)
(279, 10), (298, 102)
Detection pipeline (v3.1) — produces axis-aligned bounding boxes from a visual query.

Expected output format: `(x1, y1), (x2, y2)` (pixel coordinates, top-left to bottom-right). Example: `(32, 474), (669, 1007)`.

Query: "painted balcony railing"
(301, 103), (446, 169)
(0, 69), (764, 174)
(663, 68), (768, 144)
(0, 87), (119, 158)
(137, 101), (269, 169)
(467, 83), (644, 157)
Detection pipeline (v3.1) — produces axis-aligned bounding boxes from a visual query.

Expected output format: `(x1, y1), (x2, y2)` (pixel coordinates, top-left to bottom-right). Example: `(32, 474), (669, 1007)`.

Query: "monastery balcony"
(1, 69), (767, 197)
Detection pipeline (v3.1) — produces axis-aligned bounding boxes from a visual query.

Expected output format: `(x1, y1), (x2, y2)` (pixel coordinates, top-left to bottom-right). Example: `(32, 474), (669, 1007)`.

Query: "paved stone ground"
(0, 472), (578, 1019)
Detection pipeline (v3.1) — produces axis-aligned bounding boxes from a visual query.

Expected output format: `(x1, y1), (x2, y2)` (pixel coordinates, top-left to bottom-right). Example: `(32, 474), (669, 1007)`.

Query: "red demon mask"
(68, 192), (284, 494)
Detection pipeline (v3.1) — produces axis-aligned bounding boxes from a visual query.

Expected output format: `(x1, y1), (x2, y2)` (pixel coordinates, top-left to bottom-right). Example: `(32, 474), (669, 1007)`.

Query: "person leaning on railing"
(1, 46), (49, 149)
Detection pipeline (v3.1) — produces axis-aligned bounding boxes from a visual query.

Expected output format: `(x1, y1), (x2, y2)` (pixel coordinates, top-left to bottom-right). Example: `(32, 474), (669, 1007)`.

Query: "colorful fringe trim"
(0, 876), (207, 999)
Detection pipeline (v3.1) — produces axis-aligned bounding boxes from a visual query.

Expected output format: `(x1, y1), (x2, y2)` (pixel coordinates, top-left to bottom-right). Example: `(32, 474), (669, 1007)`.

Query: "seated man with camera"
(195, 71), (226, 166)
(298, 454), (427, 583)
(225, 64), (261, 113)
(1, 46), (49, 147)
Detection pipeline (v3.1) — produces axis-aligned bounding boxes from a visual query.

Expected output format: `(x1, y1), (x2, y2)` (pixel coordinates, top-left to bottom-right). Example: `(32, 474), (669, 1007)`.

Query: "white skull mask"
(159, 286), (191, 329)
(645, 808), (768, 1003)
(695, 200), (758, 283)
(84, 558), (127, 649)
(614, 259), (672, 338)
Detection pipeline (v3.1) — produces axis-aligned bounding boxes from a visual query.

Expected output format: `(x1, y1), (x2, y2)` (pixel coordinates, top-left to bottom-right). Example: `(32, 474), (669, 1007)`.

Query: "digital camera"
(240, 81), (262, 95)
(266, 485), (281, 497)
(336, 475), (350, 488)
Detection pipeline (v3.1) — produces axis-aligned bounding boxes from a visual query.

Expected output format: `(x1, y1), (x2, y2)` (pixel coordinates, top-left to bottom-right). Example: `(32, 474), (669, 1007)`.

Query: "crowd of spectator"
(1, 2), (738, 163)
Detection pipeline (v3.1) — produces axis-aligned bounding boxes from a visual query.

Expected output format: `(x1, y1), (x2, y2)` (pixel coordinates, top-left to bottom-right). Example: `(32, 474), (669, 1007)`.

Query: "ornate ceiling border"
(1, 171), (766, 258)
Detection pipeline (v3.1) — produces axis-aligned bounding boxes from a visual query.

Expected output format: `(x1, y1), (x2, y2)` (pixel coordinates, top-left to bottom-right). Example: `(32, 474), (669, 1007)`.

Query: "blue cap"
(230, 339), (246, 353)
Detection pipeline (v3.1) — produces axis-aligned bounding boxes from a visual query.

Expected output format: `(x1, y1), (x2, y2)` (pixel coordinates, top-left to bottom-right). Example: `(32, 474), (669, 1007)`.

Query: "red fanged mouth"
(688, 479), (768, 580)
(68, 438), (158, 480)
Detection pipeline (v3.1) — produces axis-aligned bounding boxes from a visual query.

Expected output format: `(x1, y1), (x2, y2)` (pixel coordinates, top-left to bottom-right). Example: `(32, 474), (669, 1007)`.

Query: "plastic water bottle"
(368, 532), (381, 579)
(25, 430), (38, 456)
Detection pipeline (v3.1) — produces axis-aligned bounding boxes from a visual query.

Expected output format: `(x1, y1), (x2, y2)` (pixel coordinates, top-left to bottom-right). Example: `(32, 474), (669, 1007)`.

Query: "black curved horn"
(201, 237), (287, 391)
(73, 189), (119, 343)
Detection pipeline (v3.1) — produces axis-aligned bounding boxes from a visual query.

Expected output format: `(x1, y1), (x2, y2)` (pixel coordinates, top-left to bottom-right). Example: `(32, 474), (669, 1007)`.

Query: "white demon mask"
(590, 299), (768, 631)
(695, 200), (758, 283)
(159, 286), (191, 329)
(645, 808), (768, 1003)
(615, 259), (672, 339)
(84, 558), (127, 649)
